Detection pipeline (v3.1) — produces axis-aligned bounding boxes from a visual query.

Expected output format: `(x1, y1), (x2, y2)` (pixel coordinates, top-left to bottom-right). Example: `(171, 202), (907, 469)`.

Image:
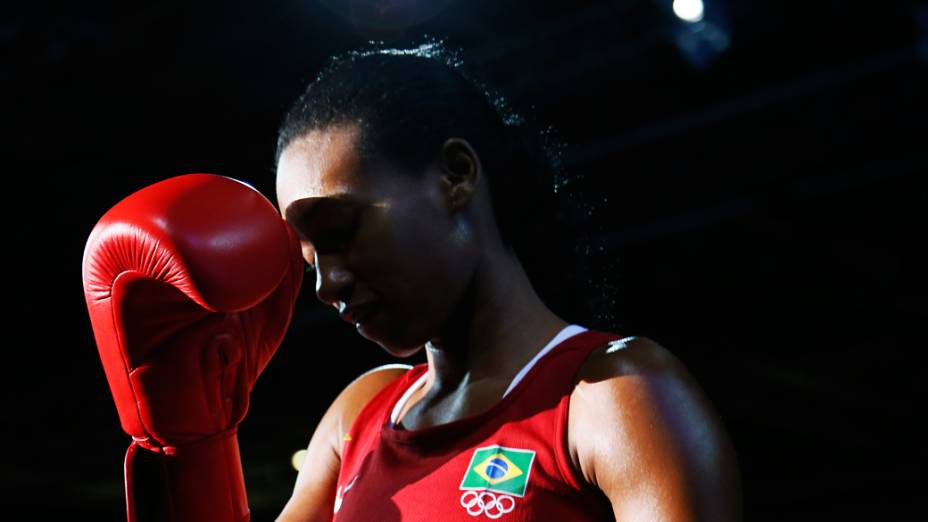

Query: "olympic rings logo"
(460, 490), (516, 519)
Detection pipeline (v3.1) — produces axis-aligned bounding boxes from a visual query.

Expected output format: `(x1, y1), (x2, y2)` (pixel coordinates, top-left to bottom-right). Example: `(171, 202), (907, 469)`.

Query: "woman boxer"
(273, 42), (741, 521)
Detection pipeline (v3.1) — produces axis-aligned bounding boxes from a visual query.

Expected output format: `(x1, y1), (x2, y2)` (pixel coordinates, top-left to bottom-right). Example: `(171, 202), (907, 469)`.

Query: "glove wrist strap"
(125, 429), (249, 522)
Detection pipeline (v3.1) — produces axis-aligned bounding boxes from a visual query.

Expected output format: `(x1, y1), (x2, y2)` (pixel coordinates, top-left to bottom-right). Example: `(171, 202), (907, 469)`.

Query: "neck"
(422, 245), (569, 400)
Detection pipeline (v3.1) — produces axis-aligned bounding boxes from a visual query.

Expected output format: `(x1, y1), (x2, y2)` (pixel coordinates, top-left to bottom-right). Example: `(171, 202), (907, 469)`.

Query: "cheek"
(357, 204), (478, 347)
(362, 205), (470, 302)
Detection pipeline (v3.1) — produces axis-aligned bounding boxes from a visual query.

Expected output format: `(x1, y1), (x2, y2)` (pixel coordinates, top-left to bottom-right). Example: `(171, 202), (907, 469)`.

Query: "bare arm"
(571, 337), (742, 521)
(276, 364), (411, 522)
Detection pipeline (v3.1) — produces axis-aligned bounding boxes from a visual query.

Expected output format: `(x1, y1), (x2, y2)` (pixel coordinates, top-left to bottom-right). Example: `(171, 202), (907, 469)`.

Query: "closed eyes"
(316, 209), (361, 251)
(299, 204), (366, 272)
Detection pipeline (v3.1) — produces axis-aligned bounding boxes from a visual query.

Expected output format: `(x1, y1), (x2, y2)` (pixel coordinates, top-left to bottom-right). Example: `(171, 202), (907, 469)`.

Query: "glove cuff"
(125, 429), (249, 522)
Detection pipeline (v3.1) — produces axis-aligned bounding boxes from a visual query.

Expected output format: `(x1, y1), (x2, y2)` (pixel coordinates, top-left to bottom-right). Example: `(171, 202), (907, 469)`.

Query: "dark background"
(6, 0), (926, 519)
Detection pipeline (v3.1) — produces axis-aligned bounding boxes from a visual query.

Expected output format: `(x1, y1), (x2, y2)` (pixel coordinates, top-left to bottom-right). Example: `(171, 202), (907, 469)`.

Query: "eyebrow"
(284, 195), (361, 227)
(285, 196), (369, 249)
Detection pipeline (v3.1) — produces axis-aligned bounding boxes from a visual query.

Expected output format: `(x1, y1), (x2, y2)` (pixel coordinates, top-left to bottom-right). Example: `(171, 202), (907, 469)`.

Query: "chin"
(361, 334), (422, 359)
(383, 344), (424, 359)
(376, 331), (425, 358)
(361, 324), (426, 359)
(355, 306), (432, 358)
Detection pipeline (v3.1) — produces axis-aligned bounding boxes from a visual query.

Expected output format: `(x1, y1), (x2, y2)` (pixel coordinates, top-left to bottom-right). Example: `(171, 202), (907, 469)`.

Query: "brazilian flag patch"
(459, 445), (536, 497)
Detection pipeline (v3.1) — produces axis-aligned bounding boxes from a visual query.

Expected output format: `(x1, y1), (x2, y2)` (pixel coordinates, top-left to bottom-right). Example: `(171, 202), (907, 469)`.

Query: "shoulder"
(331, 364), (413, 453)
(338, 363), (413, 416)
(569, 335), (690, 458)
(569, 336), (742, 520)
(280, 364), (414, 520)
(574, 335), (674, 382)
(349, 363), (415, 393)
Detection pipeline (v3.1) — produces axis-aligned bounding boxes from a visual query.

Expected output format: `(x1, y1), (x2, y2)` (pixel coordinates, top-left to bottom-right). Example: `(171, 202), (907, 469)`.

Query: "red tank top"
(332, 325), (629, 521)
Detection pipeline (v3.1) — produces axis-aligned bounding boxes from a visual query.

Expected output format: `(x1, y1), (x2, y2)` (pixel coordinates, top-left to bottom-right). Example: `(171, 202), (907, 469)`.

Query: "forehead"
(275, 125), (366, 214)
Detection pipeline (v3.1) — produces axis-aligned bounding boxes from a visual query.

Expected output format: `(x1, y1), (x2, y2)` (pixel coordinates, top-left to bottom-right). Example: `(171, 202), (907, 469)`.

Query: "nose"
(314, 253), (355, 311)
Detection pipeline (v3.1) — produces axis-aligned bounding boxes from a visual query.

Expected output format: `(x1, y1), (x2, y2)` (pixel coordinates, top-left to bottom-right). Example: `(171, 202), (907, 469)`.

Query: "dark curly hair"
(275, 38), (592, 323)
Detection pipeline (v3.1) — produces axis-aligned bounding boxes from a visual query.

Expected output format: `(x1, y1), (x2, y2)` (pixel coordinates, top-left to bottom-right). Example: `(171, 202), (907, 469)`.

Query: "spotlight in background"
(291, 449), (308, 471)
(673, 0), (705, 23)
(666, 0), (731, 69)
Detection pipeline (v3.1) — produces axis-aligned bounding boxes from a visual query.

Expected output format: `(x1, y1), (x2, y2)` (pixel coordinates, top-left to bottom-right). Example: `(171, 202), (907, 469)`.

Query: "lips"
(340, 301), (377, 324)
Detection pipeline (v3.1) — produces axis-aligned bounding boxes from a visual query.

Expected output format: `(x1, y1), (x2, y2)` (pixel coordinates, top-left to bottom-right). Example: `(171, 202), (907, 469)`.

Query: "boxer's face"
(276, 123), (479, 357)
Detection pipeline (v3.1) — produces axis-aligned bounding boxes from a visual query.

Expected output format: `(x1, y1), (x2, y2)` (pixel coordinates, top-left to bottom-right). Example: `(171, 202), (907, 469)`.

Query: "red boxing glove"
(82, 173), (303, 521)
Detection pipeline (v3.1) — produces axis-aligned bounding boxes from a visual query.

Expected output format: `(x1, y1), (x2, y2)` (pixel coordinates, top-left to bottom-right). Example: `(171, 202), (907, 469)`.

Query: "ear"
(438, 137), (482, 211)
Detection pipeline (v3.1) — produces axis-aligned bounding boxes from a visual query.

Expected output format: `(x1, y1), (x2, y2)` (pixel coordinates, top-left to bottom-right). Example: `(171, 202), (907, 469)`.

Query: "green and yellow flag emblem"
(460, 445), (536, 497)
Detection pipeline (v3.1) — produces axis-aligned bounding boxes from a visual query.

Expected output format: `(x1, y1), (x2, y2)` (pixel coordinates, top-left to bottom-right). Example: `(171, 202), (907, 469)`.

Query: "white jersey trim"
(389, 323), (589, 425)
(502, 324), (588, 397)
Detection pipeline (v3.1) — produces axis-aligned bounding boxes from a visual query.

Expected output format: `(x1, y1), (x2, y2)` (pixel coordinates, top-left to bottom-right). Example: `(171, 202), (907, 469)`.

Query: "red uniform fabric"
(333, 326), (626, 521)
